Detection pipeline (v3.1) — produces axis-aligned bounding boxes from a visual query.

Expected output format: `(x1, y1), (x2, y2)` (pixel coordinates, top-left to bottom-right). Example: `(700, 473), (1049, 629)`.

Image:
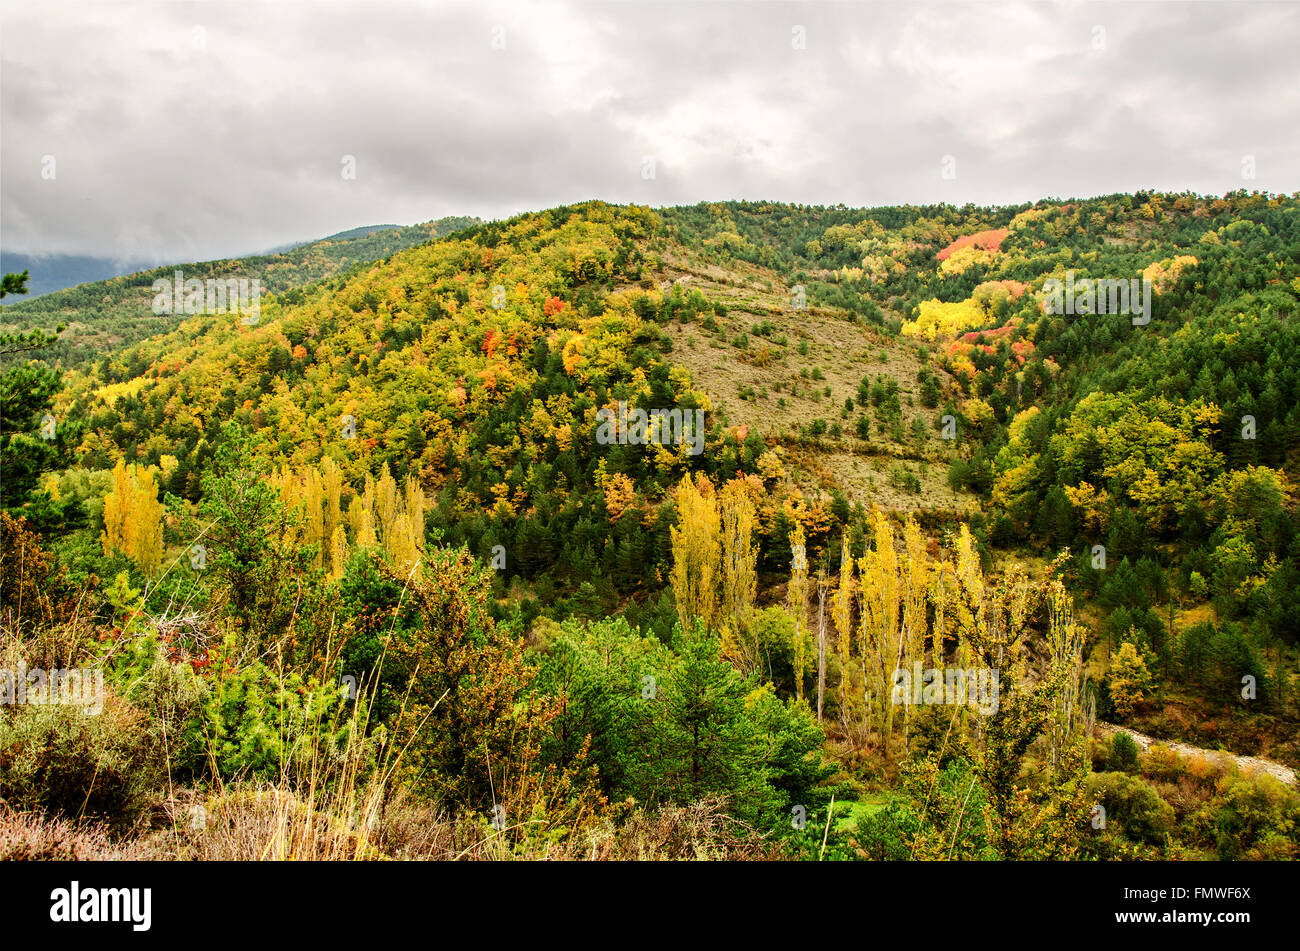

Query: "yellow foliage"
(903, 297), (990, 340)
(100, 459), (164, 574)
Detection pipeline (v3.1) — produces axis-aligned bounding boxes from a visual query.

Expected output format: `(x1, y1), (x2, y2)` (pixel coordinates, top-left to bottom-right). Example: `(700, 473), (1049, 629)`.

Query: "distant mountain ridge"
(0, 251), (162, 299)
(1, 225), (412, 299)
(0, 216), (480, 366)
(261, 224), (403, 255)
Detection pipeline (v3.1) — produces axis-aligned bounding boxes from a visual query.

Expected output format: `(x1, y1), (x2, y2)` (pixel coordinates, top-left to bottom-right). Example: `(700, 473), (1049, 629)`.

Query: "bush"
(199, 638), (367, 785)
(1087, 772), (1175, 845)
(0, 806), (141, 860)
(0, 691), (156, 831)
(1213, 775), (1300, 860)
(1140, 743), (1184, 782)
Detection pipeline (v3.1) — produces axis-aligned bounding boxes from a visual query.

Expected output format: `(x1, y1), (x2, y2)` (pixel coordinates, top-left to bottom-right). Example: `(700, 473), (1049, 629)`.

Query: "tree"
(0, 270), (73, 525)
(186, 426), (315, 650)
(100, 459), (165, 573)
(788, 520), (810, 702)
(718, 478), (759, 672)
(831, 534), (855, 722)
(1109, 640), (1153, 719)
(669, 474), (721, 636)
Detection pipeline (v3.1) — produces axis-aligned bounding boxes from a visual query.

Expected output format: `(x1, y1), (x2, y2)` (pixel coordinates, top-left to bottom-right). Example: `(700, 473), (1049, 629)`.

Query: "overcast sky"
(2, 0), (1297, 263)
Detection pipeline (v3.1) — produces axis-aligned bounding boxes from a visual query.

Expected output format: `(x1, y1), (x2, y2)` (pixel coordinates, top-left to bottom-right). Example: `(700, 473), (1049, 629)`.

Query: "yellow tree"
(718, 478), (759, 672)
(669, 474), (721, 636)
(321, 455), (345, 549)
(899, 516), (931, 745)
(349, 491), (376, 551)
(132, 468), (164, 574)
(858, 507), (900, 741)
(101, 460), (164, 573)
(330, 524), (348, 580)
(375, 465), (400, 551)
(101, 459), (134, 560)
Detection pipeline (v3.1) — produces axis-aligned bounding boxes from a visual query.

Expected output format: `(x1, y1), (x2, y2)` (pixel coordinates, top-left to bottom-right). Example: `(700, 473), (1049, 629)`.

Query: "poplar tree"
(669, 474), (721, 637)
(100, 459), (164, 573)
(718, 478), (759, 672)
(831, 534), (854, 721)
(788, 520), (809, 702)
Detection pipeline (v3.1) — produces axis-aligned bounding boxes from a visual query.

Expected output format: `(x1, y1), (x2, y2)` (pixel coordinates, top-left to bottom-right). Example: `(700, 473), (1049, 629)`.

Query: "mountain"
(6, 191), (1300, 862)
(53, 193), (1300, 626)
(0, 216), (480, 367)
(261, 224), (403, 255)
(0, 251), (162, 299)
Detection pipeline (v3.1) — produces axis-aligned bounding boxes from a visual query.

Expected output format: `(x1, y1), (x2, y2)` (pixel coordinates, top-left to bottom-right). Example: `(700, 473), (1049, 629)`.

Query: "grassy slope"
(649, 239), (973, 513)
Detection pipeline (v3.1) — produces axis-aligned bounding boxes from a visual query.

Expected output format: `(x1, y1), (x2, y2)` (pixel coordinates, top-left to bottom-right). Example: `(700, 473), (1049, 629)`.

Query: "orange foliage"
(936, 228), (1009, 261)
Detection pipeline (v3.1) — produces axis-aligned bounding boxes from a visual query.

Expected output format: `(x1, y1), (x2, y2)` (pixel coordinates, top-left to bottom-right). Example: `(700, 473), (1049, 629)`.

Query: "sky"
(2, 0), (1297, 264)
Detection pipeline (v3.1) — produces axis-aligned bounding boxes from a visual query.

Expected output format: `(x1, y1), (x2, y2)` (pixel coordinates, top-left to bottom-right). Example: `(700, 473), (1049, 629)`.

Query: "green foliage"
(532, 616), (838, 831)
(198, 635), (364, 783)
(1110, 731), (1140, 773)
(0, 692), (157, 830)
(1087, 771), (1175, 845)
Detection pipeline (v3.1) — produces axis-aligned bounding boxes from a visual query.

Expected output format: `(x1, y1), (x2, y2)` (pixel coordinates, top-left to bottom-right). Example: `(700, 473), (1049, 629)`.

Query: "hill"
(0, 215), (480, 368)
(4, 192), (1300, 862)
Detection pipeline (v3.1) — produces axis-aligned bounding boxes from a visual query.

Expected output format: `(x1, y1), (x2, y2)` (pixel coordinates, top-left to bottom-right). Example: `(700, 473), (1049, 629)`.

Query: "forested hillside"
(0, 216), (479, 370)
(2, 192), (1298, 861)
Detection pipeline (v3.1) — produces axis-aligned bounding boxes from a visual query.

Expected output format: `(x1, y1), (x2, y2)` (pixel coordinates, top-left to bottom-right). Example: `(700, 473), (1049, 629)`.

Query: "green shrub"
(1087, 772), (1174, 845)
(198, 637), (367, 784)
(0, 692), (156, 830)
(1213, 775), (1300, 860)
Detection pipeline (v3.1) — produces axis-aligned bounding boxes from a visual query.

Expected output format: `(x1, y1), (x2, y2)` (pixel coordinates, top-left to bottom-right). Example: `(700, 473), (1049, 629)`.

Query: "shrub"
(1213, 775), (1300, 860)
(0, 806), (141, 860)
(1087, 772), (1175, 845)
(0, 690), (156, 831)
(198, 638), (369, 785)
(1141, 743), (1184, 782)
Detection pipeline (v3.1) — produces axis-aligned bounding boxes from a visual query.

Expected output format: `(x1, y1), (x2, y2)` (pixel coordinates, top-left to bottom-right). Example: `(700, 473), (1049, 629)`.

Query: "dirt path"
(1097, 722), (1297, 787)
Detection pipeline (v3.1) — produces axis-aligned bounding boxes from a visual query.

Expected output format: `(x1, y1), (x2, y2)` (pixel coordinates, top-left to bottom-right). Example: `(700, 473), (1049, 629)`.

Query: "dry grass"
(0, 806), (144, 860)
(647, 245), (975, 516)
(113, 789), (782, 861)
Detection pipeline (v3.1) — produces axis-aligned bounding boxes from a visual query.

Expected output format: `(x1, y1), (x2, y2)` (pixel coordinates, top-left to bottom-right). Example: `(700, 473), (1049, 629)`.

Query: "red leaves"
(543, 296), (566, 317)
(936, 228), (1009, 261)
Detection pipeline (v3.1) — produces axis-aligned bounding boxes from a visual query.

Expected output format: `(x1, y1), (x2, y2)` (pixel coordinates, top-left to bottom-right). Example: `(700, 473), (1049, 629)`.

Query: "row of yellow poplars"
(270, 457), (425, 578)
(98, 456), (425, 580)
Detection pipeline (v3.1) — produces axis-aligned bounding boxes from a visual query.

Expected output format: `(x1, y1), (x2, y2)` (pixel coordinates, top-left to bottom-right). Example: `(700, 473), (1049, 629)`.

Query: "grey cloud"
(1, 0), (1295, 261)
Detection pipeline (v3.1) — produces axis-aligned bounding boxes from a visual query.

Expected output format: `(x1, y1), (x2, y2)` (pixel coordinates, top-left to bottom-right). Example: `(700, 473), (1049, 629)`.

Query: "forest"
(1, 191), (1298, 861)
